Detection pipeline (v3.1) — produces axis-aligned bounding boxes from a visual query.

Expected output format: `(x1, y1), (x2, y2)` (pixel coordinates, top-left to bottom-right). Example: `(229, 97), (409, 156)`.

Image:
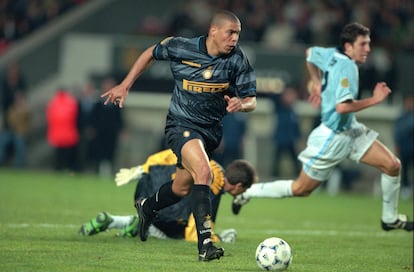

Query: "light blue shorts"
(299, 121), (378, 181)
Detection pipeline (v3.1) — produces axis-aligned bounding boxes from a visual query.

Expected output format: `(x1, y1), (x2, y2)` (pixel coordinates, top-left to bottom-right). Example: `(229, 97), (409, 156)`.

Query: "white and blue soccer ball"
(255, 237), (293, 271)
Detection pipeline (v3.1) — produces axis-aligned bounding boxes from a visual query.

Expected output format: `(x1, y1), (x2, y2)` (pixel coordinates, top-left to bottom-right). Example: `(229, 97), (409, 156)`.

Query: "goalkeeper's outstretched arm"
(114, 165), (145, 186)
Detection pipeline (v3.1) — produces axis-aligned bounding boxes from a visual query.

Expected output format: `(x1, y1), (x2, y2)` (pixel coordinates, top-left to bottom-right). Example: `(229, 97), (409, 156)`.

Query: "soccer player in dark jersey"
(101, 10), (257, 261)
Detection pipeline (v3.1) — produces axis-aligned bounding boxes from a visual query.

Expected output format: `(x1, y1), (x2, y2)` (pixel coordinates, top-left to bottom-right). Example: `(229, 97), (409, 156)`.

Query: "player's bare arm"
(224, 95), (256, 113)
(307, 80), (322, 108)
(101, 45), (156, 108)
(305, 50), (322, 108)
(336, 82), (391, 114)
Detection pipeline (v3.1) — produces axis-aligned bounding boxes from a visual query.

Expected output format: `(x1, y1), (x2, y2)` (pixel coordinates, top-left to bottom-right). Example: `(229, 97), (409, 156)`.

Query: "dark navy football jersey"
(153, 36), (256, 127)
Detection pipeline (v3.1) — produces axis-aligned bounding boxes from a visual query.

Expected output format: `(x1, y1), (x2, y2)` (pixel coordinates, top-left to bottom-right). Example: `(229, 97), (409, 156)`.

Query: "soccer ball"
(255, 237), (293, 271)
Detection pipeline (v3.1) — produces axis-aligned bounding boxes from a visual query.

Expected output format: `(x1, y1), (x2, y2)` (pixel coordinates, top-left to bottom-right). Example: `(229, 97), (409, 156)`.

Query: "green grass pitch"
(0, 169), (412, 272)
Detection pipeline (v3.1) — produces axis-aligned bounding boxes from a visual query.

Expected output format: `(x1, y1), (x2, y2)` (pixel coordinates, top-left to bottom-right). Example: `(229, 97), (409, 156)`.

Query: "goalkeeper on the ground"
(79, 149), (257, 243)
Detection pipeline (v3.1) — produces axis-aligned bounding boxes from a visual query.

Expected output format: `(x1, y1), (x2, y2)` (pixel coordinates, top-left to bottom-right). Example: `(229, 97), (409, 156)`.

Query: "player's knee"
(291, 182), (314, 197)
(173, 185), (192, 197)
(178, 188), (191, 197)
(293, 189), (313, 197)
(172, 181), (193, 197)
(193, 165), (213, 185)
(383, 157), (401, 176)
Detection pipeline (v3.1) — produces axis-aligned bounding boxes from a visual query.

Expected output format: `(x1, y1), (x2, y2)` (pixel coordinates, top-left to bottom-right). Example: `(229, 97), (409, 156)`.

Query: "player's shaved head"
(210, 10), (240, 28)
(207, 10), (242, 56)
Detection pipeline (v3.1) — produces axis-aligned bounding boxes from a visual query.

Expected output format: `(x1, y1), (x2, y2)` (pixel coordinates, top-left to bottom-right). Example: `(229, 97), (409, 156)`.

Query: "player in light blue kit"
(232, 22), (413, 231)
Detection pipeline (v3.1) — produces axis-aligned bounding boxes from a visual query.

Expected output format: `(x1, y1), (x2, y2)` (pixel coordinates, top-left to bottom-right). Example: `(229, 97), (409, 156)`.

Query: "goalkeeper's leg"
(79, 212), (137, 236)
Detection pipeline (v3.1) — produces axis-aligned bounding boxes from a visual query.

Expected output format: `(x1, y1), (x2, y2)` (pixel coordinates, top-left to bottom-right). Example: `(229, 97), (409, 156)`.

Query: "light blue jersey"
(307, 47), (358, 131)
(300, 46), (378, 181)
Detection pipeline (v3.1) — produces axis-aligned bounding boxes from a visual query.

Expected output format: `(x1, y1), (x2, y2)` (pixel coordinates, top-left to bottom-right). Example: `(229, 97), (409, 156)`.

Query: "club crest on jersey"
(341, 77), (350, 88)
(202, 66), (213, 79)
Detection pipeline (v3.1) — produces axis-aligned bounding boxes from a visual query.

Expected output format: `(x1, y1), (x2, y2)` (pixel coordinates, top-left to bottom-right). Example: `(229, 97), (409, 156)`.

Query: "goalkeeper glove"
(115, 165), (144, 186)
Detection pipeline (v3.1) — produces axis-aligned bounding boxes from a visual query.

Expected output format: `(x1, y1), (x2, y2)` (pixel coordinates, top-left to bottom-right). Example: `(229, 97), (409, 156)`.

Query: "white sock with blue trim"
(381, 173), (400, 223)
(243, 180), (293, 199)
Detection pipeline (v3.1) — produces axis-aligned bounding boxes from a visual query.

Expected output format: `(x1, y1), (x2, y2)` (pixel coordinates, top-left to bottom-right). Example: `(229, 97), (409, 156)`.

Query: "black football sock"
(191, 184), (213, 252)
(142, 181), (182, 215)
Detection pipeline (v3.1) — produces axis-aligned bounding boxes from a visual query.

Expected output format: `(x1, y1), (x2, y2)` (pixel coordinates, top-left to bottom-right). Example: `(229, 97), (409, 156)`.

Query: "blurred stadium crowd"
(0, 0), (87, 54)
(1, 0), (413, 55)
(137, 0), (414, 51)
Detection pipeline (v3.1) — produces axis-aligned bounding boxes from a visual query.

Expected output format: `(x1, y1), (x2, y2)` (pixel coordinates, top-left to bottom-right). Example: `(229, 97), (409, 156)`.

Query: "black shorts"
(164, 121), (222, 167)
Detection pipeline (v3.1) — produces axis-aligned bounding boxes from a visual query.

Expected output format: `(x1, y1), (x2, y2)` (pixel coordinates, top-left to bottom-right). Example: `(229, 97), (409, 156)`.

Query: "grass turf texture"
(0, 169), (412, 272)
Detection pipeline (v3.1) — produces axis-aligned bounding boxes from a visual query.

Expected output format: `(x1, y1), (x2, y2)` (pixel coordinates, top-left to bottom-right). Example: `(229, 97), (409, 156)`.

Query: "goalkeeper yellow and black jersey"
(133, 149), (225, 240)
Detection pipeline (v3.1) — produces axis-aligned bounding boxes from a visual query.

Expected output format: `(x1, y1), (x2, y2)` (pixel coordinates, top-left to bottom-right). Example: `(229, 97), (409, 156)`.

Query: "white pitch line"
(243, 228), (411, 238)
(4, 223), (79, 229)
(3, 223), (411, 238)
